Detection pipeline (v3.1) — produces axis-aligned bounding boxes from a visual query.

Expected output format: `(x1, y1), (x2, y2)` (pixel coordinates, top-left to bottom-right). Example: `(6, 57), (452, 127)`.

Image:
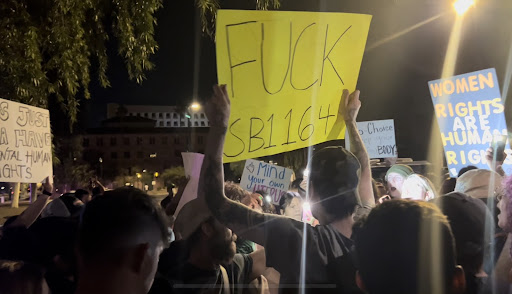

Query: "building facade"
(107, 103), (209, 128)
(80, 107), (208, 189)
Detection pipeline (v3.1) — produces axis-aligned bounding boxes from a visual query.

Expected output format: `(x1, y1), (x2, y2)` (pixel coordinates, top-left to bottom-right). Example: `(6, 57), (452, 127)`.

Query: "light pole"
(99, 157), (103, 180)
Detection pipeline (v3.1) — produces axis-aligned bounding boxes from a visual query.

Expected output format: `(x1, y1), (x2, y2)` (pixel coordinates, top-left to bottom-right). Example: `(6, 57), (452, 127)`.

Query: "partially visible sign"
(428, 68), (511, 177)
(240, 159), (293, 204)
(345, 119), (397, 158)
(0, 98), (52, 183)
(216, 10), (372, 162)
(174, 152), (204, 217)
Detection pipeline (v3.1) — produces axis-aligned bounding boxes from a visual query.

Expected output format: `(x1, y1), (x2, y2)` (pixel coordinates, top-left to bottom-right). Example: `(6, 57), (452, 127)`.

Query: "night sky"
(76, 0), (512, 161)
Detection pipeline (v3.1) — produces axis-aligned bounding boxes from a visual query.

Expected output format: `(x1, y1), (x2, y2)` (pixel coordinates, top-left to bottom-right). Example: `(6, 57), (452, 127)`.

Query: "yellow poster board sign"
(216, 10), (372, 163)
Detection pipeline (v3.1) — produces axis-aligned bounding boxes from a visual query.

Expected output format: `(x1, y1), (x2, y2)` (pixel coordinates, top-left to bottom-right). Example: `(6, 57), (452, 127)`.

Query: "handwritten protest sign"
(216, 10), (372, 163)
(428, 68), (511, 177)
(0, 98), (52, 183)
(240, 159), (293, 204)
(174, 152), (204, 217)
(345, 119), (397, 158)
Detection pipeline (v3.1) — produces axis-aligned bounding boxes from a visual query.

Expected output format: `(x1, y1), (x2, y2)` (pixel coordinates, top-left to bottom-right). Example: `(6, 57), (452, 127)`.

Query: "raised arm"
(340, 90), (375, 208)
(198, 85), (274, 245)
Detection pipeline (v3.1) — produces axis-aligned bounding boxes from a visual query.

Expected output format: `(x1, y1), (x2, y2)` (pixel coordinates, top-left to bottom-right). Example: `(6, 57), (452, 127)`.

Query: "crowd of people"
(1, 85), (512, 294)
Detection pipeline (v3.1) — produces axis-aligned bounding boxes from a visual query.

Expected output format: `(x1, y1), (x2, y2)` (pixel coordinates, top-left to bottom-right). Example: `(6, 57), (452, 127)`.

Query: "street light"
(453, 0), (475, 16)
(190, 102), (201, 111)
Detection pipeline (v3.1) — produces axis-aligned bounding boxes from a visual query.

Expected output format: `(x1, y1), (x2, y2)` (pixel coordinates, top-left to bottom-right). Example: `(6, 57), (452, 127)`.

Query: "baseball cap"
(385, 164), (414, 181)
(454, 169), (503, 199)
(173, 199), (212, 240)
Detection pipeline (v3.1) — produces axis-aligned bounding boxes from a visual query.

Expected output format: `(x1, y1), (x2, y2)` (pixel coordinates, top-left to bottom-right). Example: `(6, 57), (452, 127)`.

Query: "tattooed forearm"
(198, 124), (273, 244)
(346, 121), (369, 165)
(345, 120), (375, 207)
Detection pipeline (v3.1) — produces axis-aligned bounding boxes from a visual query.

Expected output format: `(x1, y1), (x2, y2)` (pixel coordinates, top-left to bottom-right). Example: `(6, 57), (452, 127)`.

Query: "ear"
(452, 265), (466, 294)
(355, 271), (367, 293)
(131, 243), (150, 274)
(201, 222), (215, 239)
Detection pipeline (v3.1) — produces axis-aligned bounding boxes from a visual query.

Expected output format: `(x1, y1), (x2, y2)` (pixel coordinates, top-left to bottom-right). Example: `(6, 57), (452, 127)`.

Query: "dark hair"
(441, 178), (457, 195)
(309, 147), (360, 221)
(291, 179), (302, 190)
(77, 188), (170, 261)
(186, 216), (215, 250)
(91, 186), (103, 197)
(0, 260), (46, 294)
(355, 200), (457, 294)
(224, 182), (248, 202)
(458, 165), (478, 178)
(431, 192), (493, 276)
(279, 192), (298, 212)
(74, 189), (90, 201)
(59, 194), (84, 217)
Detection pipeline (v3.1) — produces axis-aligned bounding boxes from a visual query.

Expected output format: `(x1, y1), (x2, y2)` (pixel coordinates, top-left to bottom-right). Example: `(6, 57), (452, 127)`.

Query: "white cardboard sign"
(0, 98), (52, 183)
(239, 159), (293, 204)
(173, 152), (204, 217)
(346, 119), (397, 158)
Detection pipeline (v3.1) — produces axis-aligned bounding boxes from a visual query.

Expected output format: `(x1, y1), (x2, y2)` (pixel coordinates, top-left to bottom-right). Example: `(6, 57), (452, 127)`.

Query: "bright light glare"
(303, 201), (311, 211)
(453, 0), (475, 16)
(190, 102), (201, 110)
(265, 195), (272, 203)
(303, 169), (310, 177)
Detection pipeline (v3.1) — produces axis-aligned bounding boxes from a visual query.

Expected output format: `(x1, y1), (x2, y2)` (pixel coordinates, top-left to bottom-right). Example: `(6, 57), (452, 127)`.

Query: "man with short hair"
(354, 200), (466, 294)
(75, 188), (170, 294)
(198, 85), (371, 293)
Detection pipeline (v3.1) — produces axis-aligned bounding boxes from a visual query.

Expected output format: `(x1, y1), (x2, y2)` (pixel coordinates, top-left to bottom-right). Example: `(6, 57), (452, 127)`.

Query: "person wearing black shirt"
(197, 85), (372, 293)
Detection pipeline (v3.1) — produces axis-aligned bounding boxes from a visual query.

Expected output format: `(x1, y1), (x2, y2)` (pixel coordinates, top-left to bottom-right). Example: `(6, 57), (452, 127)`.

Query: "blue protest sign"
(429, 68), (511, 177)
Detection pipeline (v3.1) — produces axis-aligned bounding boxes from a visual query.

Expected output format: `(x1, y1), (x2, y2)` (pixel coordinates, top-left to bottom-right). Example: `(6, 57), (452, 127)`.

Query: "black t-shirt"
(151, 251), (253, 294)
(264, 217), (362, 294)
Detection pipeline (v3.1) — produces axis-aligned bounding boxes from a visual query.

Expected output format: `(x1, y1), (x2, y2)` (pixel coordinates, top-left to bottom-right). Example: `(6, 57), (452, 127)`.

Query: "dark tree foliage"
(196, 0), (280, 37)
(0, 0), (162, 126)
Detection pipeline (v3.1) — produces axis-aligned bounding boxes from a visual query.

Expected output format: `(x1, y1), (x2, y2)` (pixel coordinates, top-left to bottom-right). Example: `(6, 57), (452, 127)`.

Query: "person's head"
(74, 189), (91, 204)
(385, 164), (414, 198)
(224, 181), (249, 203)
(458, 166), (478, 178)
(454, 169), (503, 200)
(77, 187), (169, 293)
(305, 147), (361, 225)
(441, 178), (457, 195)
(174, 199), (237, 265)
(279, 192), (303, 221)
(432, 192), (494, 277)
(91, 186), (103, 198)
(41, 194), (84, 218)
(290, 178), (303, 192)
(354, 200), (465, 294)
(0, 260), (49, 294)
(401, 174), (437, 201)
(498, 175), (512, 231)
